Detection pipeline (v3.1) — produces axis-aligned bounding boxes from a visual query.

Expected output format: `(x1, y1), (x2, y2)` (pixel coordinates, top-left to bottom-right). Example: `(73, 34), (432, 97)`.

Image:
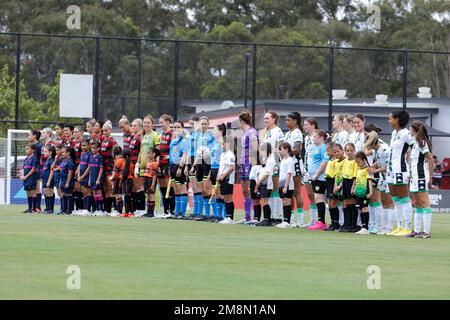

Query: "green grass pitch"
(1, 205), (450, 300)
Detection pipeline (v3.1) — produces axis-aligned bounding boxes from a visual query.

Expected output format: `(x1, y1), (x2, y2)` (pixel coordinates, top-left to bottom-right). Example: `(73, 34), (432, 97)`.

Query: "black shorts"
(210, 168), (219, 186)
(144, 177), (155, 194)
(250, 180), (260, 200)
(158, 162), (170, 178)
(342, 178), (355, 200)
(279, 188), (294, 199)
(356, 196), (369, 209)
(220, 179), (234, 196)
(169, 164), (187, 185)
(195, 163), (211, 183)
(326, 178), (336, 199)
(311, 180), (326, 195)
(260, 184), (272, 198)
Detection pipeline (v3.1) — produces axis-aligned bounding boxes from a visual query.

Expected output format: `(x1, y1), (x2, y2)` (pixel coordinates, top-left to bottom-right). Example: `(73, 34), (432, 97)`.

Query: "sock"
(297, 208), (304, 225)
(68, 195), (74, 211)
(50, 195), (55, 211)
(180, 194), (188, 217)
(309, 204), (317, 223)
(316, 202), (326, 224)
(361, 212), (369, 229)
(423, 208), (432, 234)
(193, 193), (198, 216)
(169, 188), (176, 214)
(414, 208), (423, 233)
(203, 196), (211, 218)
(372, 202), (382, 230)
(400, 196), (412, 230)
(61, 196), (67, 212)
(351, 204), (358, 229)
(175, 195), (181, 215)
(343, 206), (350, 228)
(221, 199), (227, 218)
(87, 196), (93, 212)
(138, 191), (146, 210)
(338, 204), (344, 225)
(216, 198), (224, 218)
(32, 196), (37, 211)
(159, 187), (168, 213)
(125, 195), (132, 213)
(244, 198), (252, 221)
(368, 205), (374, 229)
(117, 198), (123, 213)
(130, 192), (137, 212)
(36, 193), (42, 210)
(225, 202), (234, 220)
(44, 196), (49, 211)
(27, 196), (32, 211)
(276, 195), (283, 220)
(211, 196), (218, 218)
(330, 207), (339, 224)
(254, 204), (262, 221)
(379, 207), (387, 231)
(263, 204), (271, 221)
(386, 208), (395, 231)
(283, 205), (292, 223)
(392, 196), (403, 229)
(195, 192), (203, 216)
(96, 199), (104, 211)
(268, 194), (276, 220)
(148, 200), (155, 215)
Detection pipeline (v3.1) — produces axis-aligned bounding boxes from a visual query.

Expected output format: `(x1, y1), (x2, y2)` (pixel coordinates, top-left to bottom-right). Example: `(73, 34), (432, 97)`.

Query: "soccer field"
(1, 205), (450, 300)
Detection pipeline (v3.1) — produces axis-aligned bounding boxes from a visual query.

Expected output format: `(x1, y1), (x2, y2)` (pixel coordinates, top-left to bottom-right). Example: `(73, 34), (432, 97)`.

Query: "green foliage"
(0, 0), (449, 130)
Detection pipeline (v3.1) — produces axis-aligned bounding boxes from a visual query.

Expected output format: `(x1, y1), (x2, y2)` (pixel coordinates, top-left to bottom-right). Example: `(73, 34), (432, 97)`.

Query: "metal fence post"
(94, 36), (100, 119)
(403, 50), (408, 110)
(173, 40), (179, 121)
(244, 53), (251, 109)
(251, 44), (257, 127)
(328, 47), (334, 132)
(137, 40), (142, 117)
(15, 33), (21, 130)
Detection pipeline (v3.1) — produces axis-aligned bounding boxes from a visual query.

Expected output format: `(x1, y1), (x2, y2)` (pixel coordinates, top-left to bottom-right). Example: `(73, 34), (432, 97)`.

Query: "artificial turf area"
(1, 205), (449, 300)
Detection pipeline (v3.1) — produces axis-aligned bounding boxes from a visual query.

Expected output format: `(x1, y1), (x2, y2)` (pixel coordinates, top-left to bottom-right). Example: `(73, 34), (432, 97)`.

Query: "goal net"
(0, 129), (123, 205)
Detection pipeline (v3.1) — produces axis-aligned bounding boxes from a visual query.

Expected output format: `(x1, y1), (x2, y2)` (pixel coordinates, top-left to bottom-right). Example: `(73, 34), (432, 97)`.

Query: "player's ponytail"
(411, 120), (432, 152)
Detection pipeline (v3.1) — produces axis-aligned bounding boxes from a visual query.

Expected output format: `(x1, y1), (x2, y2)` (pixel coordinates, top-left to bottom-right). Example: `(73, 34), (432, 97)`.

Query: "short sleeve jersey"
(355, 167), (373, 197)
(389, 128), (414, 173)
(410, 140), (431, 180)
(218, 150), (236, 184)
(307, 144), (329, 181)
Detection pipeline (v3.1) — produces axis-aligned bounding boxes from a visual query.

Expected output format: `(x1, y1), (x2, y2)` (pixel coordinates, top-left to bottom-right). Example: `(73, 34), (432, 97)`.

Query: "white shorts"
(387, 171), (409, 185)
(410, 177), (428, 193)
(303, 172), (311, 184)
(374, 176), (389, 193)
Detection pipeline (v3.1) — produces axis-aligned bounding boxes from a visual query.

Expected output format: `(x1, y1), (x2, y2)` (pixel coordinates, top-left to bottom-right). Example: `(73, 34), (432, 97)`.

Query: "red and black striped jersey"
(54, 136), (65, 147)
(73, 139), (83, 165)
(89, 133), (104, 146)
(64, 137), (77, 149)
(159, 130), (172, 164)
(129, 134), (141, 164)
(123, 130), (133, 151)
(100, 136), (117, 174)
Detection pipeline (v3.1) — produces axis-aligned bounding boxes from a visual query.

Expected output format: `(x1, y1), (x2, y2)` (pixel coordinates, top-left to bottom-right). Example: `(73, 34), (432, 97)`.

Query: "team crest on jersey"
(396, 173), (403, 183)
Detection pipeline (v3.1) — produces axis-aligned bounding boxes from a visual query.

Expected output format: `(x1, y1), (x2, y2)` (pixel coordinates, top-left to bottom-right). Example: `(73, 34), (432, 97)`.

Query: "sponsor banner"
(429, 189), (450, 213)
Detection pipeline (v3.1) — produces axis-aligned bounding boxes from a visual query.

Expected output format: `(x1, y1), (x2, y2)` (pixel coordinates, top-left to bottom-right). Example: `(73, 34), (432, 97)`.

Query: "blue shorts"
(42, 175), (54, 189)
(23, 178), (37, 191)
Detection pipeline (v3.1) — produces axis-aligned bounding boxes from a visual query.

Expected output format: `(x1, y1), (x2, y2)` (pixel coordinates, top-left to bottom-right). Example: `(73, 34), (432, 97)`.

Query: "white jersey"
(410, 140), (430, 181)
(348, 130), (365, 153)
(218, 150), (236, 184)
(279, 157), (294, 190)
(263, 126), (284, 150)
(303, 134), (314, 175)
(249, 164), (261, 181)
(389, 128), (414, 174)
(332, 130), (348, 148)
(261, 154), (276, 189)
(284, 128), (303, 149)
(374, 140), (390, 170)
